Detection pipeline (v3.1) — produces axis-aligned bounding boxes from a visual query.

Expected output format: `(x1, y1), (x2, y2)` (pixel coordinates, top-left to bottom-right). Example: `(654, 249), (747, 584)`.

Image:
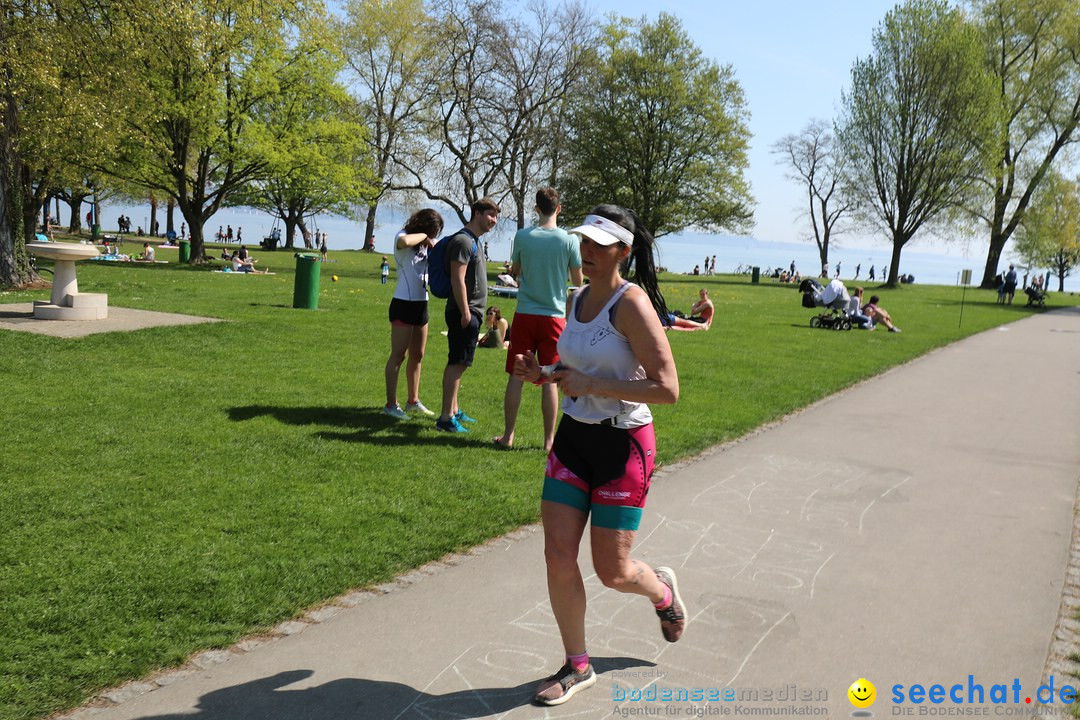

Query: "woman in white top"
(383, 209), (444, 419)
(513, 205), (684, 706)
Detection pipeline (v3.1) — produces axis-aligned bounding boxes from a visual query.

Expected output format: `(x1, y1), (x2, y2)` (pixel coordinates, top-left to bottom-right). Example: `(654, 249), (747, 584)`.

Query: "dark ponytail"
(589, 204), (669, 319)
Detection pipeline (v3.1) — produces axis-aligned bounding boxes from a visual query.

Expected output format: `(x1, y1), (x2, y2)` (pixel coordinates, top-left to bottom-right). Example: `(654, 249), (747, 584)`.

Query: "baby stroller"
(1024, 285), (1047, 308)
(799, 278), (854, 331)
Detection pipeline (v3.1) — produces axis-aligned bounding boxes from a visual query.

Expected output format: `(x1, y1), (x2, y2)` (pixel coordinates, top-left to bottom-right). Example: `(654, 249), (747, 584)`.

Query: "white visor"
(570, 214), (633, 246)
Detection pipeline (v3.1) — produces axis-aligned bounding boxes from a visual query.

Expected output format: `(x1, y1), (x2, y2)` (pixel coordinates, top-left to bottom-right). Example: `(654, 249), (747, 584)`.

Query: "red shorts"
(505, 313), (565, 374)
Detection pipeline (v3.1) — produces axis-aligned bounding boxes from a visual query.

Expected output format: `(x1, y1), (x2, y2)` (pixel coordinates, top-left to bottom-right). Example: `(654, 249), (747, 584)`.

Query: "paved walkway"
(67, 308), (1080, 719)
(0, 303), (221, 338)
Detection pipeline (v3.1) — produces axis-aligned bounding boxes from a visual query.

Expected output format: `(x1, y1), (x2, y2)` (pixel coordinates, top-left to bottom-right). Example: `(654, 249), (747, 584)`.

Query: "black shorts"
(389, 298), (428, 326)
(446, 304), (481, 367)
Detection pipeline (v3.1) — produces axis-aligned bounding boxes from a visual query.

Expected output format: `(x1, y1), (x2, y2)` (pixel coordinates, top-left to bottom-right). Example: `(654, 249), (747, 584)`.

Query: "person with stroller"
(862, 294), (901, 332)
(1025, 273), (1047, 307)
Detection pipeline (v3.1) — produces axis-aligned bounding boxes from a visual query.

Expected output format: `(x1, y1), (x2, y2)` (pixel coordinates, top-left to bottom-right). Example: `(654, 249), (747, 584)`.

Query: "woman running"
(513, 204), (684, 706)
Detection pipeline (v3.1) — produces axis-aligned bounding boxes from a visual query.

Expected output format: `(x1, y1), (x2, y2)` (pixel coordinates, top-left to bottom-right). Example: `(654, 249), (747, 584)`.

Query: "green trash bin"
(751, 266), (760, 284)
(178, 240), (191, 263)
(293, 253), (321, 309)
(91, 223), (101, 241)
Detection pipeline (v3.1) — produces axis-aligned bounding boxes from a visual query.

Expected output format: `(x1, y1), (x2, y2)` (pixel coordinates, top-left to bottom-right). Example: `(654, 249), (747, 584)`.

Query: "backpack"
(427, 230), (478, 299)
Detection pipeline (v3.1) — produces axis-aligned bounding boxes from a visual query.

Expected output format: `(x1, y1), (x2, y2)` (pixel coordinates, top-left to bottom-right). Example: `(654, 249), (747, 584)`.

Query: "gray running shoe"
(654, 566), (687, 642)
(383, 404), (407, 420)
(533, 663), (596, 706)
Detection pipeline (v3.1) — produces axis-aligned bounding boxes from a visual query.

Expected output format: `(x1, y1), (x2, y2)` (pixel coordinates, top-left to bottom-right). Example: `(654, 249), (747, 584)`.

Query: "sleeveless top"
(392, 231), (428, 302)
(557, 282), (652, 428)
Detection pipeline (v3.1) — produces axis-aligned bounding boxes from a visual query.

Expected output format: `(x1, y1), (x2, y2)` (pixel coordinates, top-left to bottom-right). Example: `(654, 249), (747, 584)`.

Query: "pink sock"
(653, 583), (672, 610)
(568, 652), (589, 672)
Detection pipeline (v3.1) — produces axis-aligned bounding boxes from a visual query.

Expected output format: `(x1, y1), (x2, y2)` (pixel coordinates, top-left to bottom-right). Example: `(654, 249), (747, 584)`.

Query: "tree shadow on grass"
(226, 405), (493, 448)
(137, 658), (651, 720)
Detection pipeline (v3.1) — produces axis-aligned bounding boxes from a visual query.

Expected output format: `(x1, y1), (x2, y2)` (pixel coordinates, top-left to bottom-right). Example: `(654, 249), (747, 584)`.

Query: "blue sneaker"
(454, 409), (477, 424)
(436, 416), (468, 433)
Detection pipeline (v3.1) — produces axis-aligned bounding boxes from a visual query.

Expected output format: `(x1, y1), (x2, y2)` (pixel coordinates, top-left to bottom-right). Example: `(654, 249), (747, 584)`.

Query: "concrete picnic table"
(28, 241), (109, 320)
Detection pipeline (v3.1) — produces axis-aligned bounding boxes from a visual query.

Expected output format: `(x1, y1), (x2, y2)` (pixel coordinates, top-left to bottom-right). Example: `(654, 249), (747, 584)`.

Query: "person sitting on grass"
(848, 287), (874, 330)
(660, 311), (709, 331)
(231, 252), (268, 274)
(687, 288), (714, 327)
(862, 294), (901, 333)
(137, 242), (155, 262)
(478, 306), (510, 349)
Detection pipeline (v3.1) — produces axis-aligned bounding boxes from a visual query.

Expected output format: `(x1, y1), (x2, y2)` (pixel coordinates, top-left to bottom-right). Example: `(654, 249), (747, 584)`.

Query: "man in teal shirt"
(495, 188), (583, 451)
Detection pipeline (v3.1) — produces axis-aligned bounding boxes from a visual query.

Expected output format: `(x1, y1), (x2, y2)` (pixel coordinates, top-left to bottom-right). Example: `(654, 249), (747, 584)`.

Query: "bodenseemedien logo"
(849, 678), (876, 717)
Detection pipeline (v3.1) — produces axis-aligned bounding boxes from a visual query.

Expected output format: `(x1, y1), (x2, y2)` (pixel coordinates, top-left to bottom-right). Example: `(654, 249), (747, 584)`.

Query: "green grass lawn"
(1, 241), (1075, 720)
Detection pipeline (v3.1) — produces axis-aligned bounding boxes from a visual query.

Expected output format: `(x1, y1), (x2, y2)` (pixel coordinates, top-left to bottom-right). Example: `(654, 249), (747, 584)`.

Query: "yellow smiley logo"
(848, 678), (876, 709)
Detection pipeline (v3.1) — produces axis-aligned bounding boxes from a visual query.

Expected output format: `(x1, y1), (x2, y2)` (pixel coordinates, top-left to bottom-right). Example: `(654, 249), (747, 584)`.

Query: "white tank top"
(557, 282), (652, 428)
(393, 231), (429, 301)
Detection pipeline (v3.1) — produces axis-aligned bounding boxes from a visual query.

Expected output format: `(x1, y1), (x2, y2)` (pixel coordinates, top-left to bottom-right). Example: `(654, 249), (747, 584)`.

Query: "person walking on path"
(383, 209), (444, 419)
(436, 197), (500, 433)
(494, 188), (582, 452)
(513, 204), (685, 706)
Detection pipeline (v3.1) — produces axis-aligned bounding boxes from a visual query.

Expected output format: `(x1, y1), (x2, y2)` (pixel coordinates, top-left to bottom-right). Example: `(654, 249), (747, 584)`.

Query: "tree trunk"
(21, 166), (41, 247)
(0, 81), (39, 288)
(0, 97), (35, 288)
(980, 229), (1007, 290)
(886, 237), (905, 288)
(297, 218), (310, 249)
(149, 195), (158, 237)
(284, 217), (298, 249)
(364, 204), (377, 252)
(166, 199), (175, 235)
(67, 196), (83, 232)
(188, 217), (205, 261)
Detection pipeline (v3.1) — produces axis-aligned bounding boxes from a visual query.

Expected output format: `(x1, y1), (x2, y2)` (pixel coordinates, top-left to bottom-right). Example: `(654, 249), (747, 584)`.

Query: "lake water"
(98, 202), (1077, 292)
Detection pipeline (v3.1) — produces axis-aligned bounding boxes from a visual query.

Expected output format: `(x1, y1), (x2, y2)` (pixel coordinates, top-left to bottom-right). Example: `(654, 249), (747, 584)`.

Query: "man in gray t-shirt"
(437, 197), (500, 433)
(445, 229), (487, 316)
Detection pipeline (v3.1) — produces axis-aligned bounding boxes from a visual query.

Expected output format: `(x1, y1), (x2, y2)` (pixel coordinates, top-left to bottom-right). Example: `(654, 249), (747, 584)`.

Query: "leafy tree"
(558, 12), (753, 237)
(1013, 171), (1080, 292)
(838, 0), (998, 287)
(0, 0), (137, 287)
(235, 71), (377, 250)
(773, 119), (853, 275)
(338, 0), (437, 247)
(109, 0), (332, 263)
(969, 0), (1080, 289)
